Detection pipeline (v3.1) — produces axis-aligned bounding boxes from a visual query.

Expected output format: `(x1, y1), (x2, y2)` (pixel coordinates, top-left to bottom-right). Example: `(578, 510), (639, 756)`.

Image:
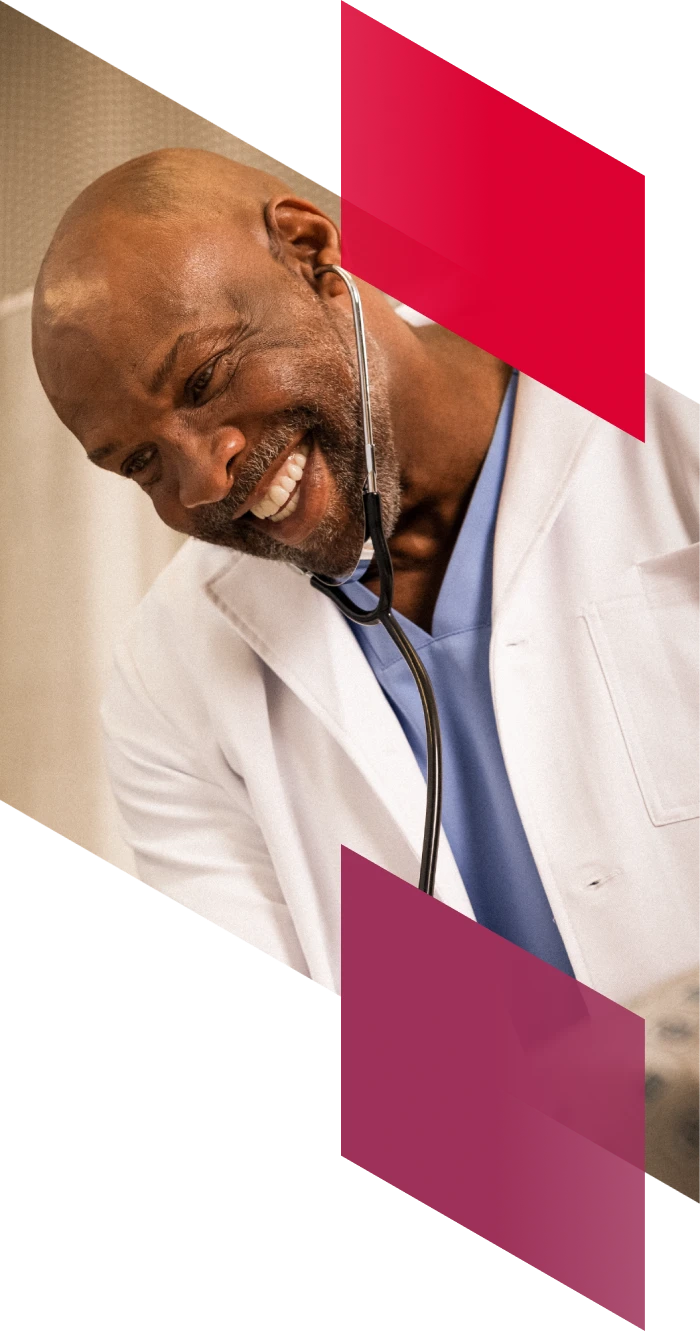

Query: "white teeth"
(250, 496), (280, 518)
(269, 489), (300, 522)
(249, 442), (309, 521)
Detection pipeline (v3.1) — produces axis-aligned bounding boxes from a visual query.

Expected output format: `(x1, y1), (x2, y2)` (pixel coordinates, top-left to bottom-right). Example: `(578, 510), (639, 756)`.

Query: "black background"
(4, 0), (697, 1309)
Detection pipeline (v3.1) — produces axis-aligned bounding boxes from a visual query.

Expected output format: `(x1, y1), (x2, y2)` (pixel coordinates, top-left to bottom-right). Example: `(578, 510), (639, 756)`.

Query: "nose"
(178, 428), (246, 509)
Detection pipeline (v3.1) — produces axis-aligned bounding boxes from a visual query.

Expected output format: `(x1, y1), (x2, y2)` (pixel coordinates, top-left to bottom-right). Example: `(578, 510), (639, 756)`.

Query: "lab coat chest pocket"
(584, 544), (699, 826)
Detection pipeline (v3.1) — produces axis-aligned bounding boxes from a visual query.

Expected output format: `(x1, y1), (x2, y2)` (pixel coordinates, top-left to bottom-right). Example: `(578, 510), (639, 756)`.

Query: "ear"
(264, 196), (343, 295)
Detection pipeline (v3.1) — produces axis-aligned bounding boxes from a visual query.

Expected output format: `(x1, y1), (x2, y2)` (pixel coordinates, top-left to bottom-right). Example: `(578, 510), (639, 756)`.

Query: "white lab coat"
(102, 373), (699, 1004)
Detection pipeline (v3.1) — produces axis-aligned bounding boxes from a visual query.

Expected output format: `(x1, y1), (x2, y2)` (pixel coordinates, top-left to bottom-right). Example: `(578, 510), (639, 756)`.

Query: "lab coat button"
(579, 864), (621, 891)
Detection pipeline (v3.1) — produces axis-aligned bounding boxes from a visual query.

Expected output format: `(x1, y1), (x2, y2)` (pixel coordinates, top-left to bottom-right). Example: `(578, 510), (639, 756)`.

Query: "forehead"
(38, 210), (294, 425)
(81, 211), (271, 329)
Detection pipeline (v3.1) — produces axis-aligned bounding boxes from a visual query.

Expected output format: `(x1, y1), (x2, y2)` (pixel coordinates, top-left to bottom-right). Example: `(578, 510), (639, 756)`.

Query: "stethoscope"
(310, 265), (442, 896)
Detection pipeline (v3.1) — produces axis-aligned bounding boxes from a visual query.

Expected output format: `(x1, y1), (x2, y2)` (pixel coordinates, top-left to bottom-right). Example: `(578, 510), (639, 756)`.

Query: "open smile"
(230, 433), (307, 521)
(247, 441), (310, 522)
(235, 436), (334, 549)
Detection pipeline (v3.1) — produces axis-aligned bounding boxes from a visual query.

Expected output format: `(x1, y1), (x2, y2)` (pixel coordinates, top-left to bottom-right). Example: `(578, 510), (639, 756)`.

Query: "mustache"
(204, 407), (323, 526)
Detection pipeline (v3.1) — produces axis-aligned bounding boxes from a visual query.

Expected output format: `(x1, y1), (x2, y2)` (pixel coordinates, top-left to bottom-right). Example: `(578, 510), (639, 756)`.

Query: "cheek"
(229, 341), (351, 419)
(150, 487), (193, 536)
(241, 354), (302, 400)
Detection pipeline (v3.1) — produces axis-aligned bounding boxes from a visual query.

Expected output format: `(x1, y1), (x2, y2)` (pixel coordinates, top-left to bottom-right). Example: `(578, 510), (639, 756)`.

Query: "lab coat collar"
(492, 374), (599, 617)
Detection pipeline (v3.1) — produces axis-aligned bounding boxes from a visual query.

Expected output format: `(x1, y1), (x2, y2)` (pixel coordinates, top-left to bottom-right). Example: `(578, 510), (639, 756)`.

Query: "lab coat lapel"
(203, 375), (596, 918)
(205, 554), (472, 916)
(492, 375), (599, 614)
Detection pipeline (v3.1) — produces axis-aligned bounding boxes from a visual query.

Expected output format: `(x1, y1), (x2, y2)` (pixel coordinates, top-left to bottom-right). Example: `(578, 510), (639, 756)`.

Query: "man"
(32, 148), (698, 1002)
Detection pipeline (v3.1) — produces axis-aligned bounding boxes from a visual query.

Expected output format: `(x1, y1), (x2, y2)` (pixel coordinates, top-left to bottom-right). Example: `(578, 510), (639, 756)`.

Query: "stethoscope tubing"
(309, 265), (443, 896)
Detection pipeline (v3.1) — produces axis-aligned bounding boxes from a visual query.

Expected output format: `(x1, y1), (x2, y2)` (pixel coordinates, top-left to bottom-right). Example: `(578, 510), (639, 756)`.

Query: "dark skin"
(33, 150), (511, 632)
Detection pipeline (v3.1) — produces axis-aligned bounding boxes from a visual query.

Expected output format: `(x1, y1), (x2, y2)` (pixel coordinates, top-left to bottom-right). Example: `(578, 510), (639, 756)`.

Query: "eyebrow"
(148, 331), (200, 395)
(86, 330), (215, 464)
(87, 441), (122, 465)
(87, 320), (249, 465)
(148, 321), (245, 396)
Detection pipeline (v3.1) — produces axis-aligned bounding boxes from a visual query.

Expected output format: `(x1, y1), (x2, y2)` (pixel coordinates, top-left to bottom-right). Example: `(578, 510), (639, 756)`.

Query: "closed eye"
(122, 445), (158, 480)
(184, 347), (236, 407)
(188, 362), (217, 404)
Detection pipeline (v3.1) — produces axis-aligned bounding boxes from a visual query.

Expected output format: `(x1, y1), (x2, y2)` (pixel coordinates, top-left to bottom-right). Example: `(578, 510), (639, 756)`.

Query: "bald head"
(66, 147), (286, 220)
(39, 148), (288, 255)
(29, 146), (401, 578)
(33, 150), (292, 383)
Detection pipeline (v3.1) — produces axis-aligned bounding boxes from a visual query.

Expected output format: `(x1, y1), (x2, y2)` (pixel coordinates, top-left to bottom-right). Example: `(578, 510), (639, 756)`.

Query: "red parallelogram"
(341, 3), (645, 440)
(341, 848), (646, 1326)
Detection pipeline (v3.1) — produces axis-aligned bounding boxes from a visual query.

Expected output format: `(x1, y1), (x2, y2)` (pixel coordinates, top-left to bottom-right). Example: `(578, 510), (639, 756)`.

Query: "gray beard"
(190, 326), (401, 580)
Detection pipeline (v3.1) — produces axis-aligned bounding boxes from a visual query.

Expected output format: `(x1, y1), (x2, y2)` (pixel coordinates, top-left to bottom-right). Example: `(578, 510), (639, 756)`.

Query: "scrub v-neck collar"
(344, 368), (519, 666)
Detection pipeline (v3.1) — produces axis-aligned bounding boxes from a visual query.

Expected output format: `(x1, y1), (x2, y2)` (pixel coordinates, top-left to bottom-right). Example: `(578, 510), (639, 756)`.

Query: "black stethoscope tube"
(309, 267), (443, 896)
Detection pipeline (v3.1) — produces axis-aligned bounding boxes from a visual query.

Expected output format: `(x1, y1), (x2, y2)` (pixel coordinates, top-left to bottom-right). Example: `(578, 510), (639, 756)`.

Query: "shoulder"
(117, 539), (245, 656)
(646, 372), (700, 417)
(515, 371), (697, 442)
(645, 373), (698, 435)
(132, 537), (238, 617)
(103, 540), (261, 736)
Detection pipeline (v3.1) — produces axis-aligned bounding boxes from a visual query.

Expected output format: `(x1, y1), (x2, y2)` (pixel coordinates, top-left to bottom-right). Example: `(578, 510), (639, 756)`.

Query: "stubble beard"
(190, 305), (401, 580)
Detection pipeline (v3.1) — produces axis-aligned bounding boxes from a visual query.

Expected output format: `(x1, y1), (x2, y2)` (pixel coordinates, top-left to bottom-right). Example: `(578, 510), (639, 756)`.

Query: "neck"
(385, 314), (513, 574)
(365, 302), (511, 627)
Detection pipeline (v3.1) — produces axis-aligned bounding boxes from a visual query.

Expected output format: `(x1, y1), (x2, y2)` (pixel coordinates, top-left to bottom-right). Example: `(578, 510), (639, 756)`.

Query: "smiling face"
(32, 153), (400, 580)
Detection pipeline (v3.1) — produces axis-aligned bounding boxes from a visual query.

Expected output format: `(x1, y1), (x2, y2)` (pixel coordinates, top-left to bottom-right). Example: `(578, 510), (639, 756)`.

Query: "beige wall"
(0, 2), (340, 871)
(0, 1), (339, 301)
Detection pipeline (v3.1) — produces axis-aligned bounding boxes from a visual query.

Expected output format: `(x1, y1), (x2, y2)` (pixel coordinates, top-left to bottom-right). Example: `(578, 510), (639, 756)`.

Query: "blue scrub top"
(338, 371), (574, 975)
